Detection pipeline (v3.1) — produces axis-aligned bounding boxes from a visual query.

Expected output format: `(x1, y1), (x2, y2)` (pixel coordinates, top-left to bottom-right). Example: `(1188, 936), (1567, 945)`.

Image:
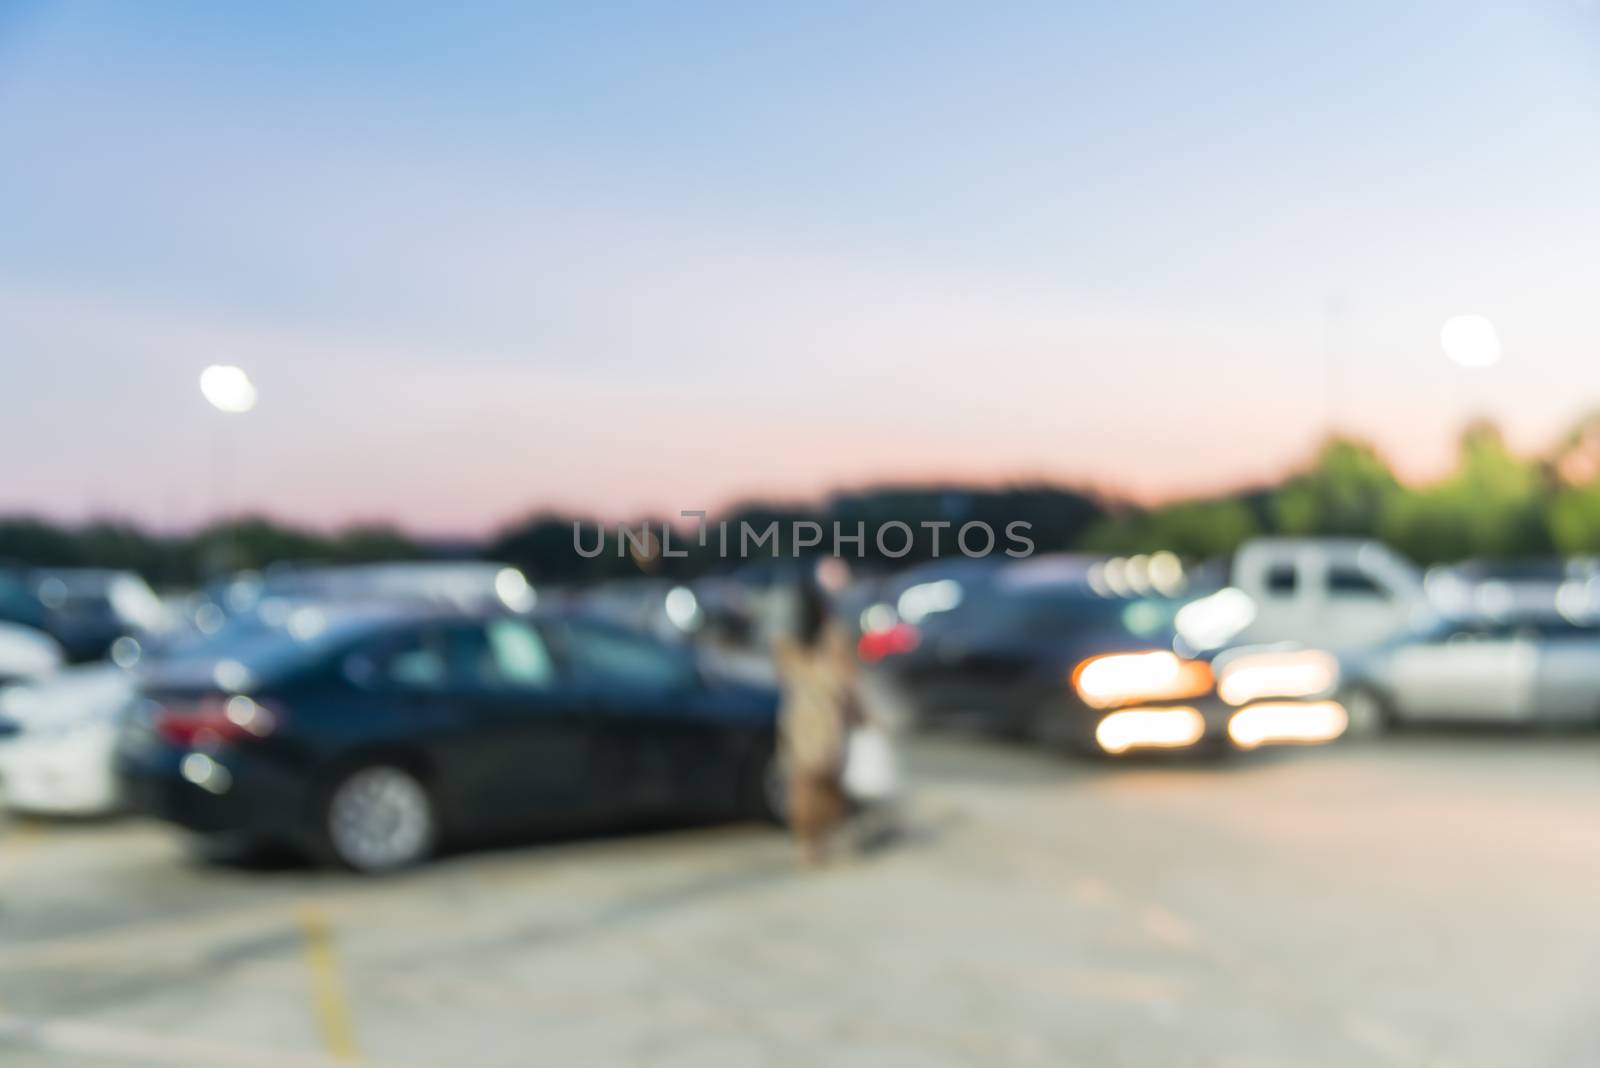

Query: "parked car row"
(0, 560), (902, 873)
(0, 566), (170, 663)
(0, 563), (554, 822)
(854, 541), (1600, 754)
(5, 543), (1600, 874)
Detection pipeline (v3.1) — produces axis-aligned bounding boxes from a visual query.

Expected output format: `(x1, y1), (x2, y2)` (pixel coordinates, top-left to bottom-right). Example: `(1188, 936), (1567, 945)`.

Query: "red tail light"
(857, 623), (921, 663)
(153, 695), (280, 746)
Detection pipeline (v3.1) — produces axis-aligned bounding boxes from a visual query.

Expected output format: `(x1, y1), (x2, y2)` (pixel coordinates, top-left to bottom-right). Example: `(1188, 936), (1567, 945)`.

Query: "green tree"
(1271, 437), (1402, 537)
(0, 517), (84, 567)
(330, 524), (423, 564)
(1080, 498), (1258, 559)
(1547, 486), (1600, 555)
(1383, 421), (1552, 562)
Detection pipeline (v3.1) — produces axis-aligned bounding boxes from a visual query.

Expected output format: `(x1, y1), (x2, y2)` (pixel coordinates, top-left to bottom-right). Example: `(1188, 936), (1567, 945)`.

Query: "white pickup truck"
(1181, 538), (1436, 656)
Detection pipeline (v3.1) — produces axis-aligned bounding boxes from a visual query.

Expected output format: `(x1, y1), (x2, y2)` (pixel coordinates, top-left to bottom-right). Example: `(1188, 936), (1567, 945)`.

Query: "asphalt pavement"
(1, 732), (1596, 1067)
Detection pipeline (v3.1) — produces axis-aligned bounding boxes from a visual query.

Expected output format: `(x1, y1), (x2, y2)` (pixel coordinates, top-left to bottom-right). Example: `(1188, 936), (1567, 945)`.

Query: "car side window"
(481, 618), (558, 690)
(385, 630), (451, 690)
(344, 627), (450, 692)
(550, 621), (697, 690)
(1265, 565), (1297, 595)
(1327, 568), (1386, 598)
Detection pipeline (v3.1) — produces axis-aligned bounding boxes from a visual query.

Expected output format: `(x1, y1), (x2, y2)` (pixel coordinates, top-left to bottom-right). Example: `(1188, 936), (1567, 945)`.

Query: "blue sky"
(2, 2), (1598, 532)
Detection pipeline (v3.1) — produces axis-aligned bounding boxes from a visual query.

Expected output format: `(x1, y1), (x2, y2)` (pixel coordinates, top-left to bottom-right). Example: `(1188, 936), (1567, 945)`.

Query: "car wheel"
(322, 764), (435, 873)
(1340, 687), (1393, 736)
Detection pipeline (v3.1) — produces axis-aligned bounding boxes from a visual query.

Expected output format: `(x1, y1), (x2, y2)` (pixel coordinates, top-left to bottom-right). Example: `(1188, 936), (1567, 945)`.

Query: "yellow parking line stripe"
(300, 905), (359, 1061)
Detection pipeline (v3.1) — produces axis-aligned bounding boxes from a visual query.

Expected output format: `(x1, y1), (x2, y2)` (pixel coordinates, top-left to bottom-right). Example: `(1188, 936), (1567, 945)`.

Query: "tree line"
(5, 416), (1600, 587)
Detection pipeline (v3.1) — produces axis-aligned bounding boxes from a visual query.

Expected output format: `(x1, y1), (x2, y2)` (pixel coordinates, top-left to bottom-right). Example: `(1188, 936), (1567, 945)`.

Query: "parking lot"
(3, 733), (1596, 1068)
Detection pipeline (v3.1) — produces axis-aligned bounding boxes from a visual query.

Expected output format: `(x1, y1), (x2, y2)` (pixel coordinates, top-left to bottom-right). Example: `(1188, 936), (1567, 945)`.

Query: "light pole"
(199, 365), (257, 575)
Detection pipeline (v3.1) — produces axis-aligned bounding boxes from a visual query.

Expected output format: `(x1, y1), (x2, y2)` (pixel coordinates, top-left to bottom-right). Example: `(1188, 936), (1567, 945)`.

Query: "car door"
(339, 621), (482, 818)
(1387, 622), (1536, 722)
(1527, 622), (1600, 725)
(439, 617), (597, 831)
(1236, 556), (1311, 646)
(1313, 561), (1411, 654)
(543, 619), (728, 815)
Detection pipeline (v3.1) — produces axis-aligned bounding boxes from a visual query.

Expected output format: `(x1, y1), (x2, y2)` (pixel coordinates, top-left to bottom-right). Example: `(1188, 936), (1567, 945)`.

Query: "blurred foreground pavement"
(1, 734), (1597, 1068)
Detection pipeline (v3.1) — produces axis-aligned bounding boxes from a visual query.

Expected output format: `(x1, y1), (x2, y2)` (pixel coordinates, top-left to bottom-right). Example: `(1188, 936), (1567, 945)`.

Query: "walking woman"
(772, 573), (856, 866)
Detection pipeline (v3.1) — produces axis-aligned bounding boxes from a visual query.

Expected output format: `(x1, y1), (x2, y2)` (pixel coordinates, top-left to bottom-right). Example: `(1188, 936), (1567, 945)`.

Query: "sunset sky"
(3, 2), (1599, 535)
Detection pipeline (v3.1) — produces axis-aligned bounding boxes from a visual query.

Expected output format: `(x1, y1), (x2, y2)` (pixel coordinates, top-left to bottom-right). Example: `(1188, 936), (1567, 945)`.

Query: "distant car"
(693, 560), (812, 649)
(1208, 538), (1431, 656)
(0, 663), (129, 816)
(0, 567), (168, 664)
(0, 619), (63, 689)
(1341, 616), (1600, 729)
(116, 608), (786, 871)
(196, 561), (536, 631)
(871, 556), (1346, 757)
(1419, 557), (1600, 630)
(575, 579), (705, 643)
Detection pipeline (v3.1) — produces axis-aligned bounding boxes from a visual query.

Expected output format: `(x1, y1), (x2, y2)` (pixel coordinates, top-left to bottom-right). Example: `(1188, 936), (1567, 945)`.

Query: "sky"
(2, 1), (1599, 535)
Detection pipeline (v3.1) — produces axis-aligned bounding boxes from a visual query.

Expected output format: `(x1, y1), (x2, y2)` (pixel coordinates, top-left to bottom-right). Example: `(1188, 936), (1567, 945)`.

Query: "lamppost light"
(1440, 315), (1501, 369)
(199, 365), (258, 413)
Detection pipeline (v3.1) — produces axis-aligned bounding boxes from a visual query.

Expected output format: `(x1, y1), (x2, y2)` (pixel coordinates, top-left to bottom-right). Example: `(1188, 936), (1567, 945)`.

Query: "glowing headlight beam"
(1216, 649), (1338, 706)
(1095, 706), (1207, 755)
(1073, 650), (1212, 709)
(1227, 700), (1348, 749)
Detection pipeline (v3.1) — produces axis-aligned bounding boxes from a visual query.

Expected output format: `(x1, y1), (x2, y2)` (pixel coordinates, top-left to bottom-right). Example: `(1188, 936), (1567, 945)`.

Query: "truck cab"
(1228, 538), (1430, 654)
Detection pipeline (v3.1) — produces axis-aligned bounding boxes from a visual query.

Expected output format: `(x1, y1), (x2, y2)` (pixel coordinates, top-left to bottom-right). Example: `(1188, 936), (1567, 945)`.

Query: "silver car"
(1342, 617), (1600, 728)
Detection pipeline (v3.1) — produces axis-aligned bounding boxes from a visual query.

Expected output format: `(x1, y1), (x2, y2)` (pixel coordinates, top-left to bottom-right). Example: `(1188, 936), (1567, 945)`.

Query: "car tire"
(319, 764), (436, 874)
(1340, 686), (1394, 736)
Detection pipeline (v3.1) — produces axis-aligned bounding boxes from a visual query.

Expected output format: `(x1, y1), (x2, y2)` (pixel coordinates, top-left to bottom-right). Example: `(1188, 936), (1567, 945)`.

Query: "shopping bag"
(842, 725), (899, 802)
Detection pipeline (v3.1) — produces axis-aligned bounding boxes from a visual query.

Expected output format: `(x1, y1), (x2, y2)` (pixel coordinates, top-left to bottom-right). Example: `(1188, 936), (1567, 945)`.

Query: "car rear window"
(151, 613), (393, 687)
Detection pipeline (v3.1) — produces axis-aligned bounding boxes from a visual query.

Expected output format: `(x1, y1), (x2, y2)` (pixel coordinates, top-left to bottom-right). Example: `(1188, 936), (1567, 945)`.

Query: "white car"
(0, 663), (132, 816)
(0, 620), (63, 687)
(1342, 617), (1600, 729)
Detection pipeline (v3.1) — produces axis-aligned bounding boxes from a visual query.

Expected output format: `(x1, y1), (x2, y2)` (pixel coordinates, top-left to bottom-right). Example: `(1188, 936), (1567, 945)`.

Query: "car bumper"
(888, 672), (1054, 732)
(116, 745), (309, 840)
(0, 726), (120, 816)
(861, 655), (1352, 755)
(1080, 696), (1349, 756)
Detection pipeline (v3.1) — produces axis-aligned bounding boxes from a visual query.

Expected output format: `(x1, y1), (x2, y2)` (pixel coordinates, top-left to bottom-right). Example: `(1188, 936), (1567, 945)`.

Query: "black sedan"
(867, 560), (1346, 756)
(115, 607), (785, 872)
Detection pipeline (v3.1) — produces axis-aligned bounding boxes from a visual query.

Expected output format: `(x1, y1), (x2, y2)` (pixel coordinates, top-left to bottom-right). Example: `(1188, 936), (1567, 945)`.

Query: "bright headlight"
(1095, 706), (1206, 754)
(1216, 649), (1338, 706)
(1072, 651), (1212, 709)
(1227, 700), (1348, 749)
